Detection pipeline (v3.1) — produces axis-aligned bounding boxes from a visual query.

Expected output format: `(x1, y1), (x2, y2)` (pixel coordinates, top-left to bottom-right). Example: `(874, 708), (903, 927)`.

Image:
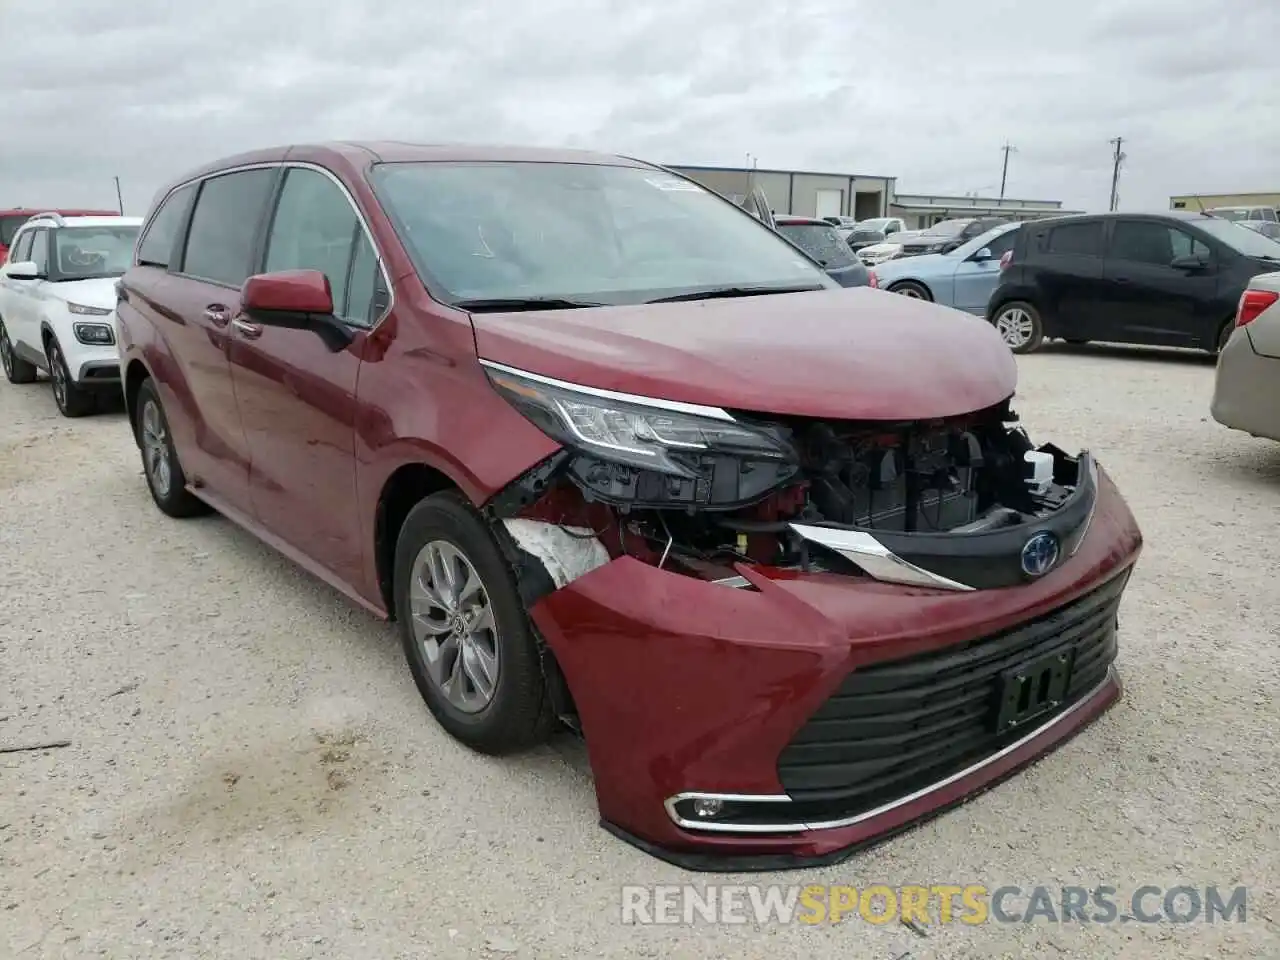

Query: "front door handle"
(230, 318), (263, 339)
(204, 304), (230, 327)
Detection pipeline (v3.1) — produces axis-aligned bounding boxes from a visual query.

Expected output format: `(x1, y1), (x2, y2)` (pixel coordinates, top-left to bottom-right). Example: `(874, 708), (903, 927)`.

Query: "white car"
(0, 213), (141, 416)
(858, 230), (922, 265)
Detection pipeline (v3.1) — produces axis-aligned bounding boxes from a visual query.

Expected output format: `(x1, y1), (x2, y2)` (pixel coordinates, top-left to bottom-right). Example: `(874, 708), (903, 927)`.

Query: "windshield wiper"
(453, 297), (605, 312)
(647, 284), (825, 304)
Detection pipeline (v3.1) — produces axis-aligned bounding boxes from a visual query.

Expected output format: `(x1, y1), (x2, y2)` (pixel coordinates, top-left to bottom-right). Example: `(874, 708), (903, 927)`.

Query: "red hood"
(470, 288), (1017, 421)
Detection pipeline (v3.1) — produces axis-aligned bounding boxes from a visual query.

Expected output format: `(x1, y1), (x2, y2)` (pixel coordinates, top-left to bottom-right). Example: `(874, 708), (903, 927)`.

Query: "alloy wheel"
(409, 539), (499, 714)
(896, 286), (925, 299)
(49, 344), (67, 408)
(996, 307), (1034, 348)
(140, 399), (172, 497)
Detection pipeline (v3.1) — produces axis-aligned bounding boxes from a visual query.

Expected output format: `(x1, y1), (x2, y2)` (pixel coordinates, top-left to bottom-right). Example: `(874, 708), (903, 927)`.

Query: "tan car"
(1212, 271), (1280, 441)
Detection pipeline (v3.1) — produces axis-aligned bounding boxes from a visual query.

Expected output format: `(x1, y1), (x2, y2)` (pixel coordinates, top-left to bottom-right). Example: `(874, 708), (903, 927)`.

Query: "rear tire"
(133, 378), (210, 518)
(395, 491), (553, 755)
(888, 280), (932, 301)
(992, 301), (1044, 354)
(47, 337), (95, 417)
(1, 319), (38, 384)
(1214, 320), (1234, 354)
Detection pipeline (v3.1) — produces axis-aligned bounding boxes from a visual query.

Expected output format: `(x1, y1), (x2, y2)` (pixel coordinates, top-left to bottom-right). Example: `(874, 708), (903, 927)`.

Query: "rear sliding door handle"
(230, 318), (263, 339)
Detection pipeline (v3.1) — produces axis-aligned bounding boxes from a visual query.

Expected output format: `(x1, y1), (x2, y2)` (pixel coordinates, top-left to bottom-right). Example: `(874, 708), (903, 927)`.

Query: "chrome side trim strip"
(478, 359), (738, 422)
(665, 666), (1116, 834)
(788, 522), (975, 592)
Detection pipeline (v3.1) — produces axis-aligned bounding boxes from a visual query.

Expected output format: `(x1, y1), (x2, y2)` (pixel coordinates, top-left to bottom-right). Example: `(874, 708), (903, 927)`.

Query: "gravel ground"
(2, 342), (1278, 959)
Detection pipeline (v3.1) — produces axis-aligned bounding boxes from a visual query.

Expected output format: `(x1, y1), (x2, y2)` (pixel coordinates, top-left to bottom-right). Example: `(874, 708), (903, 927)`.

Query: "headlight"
(73, 322), (115, 345)
(68, 303), (113, 317)
(483, 361), (793, 479)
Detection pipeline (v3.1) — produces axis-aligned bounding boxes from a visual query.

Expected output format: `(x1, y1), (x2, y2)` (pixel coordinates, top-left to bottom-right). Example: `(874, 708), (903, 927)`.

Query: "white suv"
(0, 213), (141, 416)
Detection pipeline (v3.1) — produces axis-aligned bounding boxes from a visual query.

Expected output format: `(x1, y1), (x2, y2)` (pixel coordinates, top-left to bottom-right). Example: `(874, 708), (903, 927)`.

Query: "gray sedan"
(1212, 271), (1280, 442)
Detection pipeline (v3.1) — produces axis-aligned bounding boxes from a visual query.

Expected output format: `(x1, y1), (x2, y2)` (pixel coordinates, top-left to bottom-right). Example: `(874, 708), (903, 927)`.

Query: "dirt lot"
(2, 343), (1277, 959)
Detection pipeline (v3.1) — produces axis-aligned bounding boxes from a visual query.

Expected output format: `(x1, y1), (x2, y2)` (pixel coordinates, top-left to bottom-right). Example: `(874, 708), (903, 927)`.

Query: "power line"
(999, 142), (1017, 199)
(1108, 138), (1125, 212)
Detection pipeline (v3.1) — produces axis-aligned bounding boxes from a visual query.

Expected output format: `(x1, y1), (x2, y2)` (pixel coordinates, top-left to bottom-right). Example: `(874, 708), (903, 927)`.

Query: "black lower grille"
(776, 572), (1127, 822)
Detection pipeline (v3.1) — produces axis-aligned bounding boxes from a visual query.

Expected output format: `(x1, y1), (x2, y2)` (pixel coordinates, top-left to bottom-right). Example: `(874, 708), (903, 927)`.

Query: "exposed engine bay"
(488, 394), (1092, 590)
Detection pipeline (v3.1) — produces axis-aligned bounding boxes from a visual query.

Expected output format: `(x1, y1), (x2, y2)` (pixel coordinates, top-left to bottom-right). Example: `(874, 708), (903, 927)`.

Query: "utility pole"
(999, 142), (1017, 199)
(1108, 137), (1125, 212)
(113, 176), (124, 214)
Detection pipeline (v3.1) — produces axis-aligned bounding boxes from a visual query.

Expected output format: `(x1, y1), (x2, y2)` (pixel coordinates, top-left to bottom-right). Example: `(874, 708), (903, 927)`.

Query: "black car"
(899, 217), (1011, 257)
(987, 211), (1280, 354)
(774, 216), (870, 287)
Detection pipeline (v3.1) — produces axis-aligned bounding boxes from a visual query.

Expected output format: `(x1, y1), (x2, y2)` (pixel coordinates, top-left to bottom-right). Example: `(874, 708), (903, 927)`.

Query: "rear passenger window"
(181, 169), (275, 286)
(263, 167), (380, 326)
(28, 230), (49, 274)
(1046, 222), (1102, 257)
(10, 229), (34, 263)
(136, 183), (196, 268)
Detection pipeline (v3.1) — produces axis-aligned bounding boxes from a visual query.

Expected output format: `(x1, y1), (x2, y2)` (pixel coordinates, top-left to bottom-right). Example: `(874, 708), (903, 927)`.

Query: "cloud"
(1, 0), (1276, 213)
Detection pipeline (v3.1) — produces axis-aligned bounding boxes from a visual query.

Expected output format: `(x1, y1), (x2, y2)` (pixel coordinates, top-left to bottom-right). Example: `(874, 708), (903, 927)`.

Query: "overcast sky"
(3, 0), (1277, 215)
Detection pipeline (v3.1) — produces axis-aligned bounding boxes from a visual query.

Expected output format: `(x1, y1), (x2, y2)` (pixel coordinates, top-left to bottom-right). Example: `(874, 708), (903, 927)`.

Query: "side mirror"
(1170, 254), (1209, 272)
(971, 247), (994, 261)
(2, 260), (43, 280)
(241, 269), (352, 352)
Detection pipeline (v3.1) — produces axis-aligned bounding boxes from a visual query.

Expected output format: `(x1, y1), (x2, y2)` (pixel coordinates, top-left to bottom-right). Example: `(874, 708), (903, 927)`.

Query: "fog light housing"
(692, 798), (724, 818)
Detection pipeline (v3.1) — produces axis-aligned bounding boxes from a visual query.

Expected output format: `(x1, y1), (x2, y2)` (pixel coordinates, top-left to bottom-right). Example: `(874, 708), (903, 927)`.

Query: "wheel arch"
(885, 277), (934, 300)
(123, 358), (153, 441)
(374, 462), (465, 619)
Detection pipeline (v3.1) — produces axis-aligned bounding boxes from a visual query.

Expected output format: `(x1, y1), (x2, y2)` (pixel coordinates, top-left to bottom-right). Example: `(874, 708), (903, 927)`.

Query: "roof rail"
(27, 211), (67, 227)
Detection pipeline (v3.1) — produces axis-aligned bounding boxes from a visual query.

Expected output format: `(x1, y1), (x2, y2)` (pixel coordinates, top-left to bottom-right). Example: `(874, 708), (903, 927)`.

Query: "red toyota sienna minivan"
(116, 143), (1142, 869)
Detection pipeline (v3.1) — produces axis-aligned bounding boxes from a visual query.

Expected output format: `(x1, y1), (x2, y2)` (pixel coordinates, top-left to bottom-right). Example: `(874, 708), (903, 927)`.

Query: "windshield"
(370, 161), (832, 305)
(919, 219), (975, 238)
(1, 215), (30, 246)
(1195, 218), (1280, 258)
(52, 225), (139, 280)
(777, 223), (856, 268)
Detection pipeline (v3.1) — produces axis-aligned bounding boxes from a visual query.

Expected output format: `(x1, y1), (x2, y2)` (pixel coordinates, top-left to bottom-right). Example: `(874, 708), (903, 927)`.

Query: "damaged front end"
(480, 360), (1098, 598)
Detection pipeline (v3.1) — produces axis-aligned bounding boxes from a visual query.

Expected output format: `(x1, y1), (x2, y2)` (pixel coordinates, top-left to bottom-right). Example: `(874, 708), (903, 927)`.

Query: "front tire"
(1, 319), (38, 384)
(992, 301), (1044, 354)
(888, 280), (932, 301)
(133, 378), (209, 518)
(394, 491), (553, 755)
(47, 337), (95, 417)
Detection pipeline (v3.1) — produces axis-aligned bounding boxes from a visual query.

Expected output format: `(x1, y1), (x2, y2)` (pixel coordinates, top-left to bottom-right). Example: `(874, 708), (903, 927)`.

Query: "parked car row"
(1, 142), (1143, 870)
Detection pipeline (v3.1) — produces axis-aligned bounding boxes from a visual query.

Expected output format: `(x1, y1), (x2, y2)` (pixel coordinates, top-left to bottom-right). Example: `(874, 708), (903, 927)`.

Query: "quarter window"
(263, 167), (379, 325)
(136, 182), (196, 268)
(1046, 222), (1103, 257)
(181, 169), (275, 286)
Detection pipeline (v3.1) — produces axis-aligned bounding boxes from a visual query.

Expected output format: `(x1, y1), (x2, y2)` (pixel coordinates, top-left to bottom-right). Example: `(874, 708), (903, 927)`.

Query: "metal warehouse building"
(667, 164), (896, 221)
(1170, 191), (1280, 212)
(668, 163), (1074, 226)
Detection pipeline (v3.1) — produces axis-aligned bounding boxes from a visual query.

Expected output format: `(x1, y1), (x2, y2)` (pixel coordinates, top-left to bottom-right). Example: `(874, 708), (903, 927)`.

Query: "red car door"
(225, 166), (385, 589)
(156, 170), (277, 516)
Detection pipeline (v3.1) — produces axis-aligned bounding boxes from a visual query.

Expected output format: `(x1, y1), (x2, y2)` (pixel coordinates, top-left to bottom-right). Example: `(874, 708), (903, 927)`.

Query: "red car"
(116, 143), (1142, 869)
(0, 208), (119, 263)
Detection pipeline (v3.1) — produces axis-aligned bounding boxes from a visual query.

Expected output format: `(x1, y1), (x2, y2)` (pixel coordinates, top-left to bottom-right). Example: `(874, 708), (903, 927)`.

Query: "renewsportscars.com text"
(620, 884), (1248, 926)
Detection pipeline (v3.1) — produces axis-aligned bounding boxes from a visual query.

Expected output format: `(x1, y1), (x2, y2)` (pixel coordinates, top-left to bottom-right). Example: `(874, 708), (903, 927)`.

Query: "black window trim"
(153, 160), (393, 331)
